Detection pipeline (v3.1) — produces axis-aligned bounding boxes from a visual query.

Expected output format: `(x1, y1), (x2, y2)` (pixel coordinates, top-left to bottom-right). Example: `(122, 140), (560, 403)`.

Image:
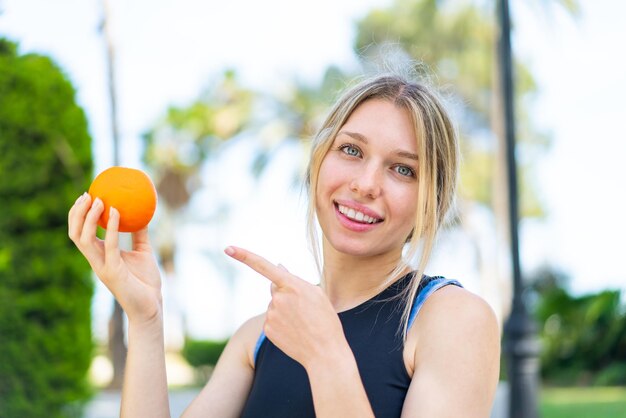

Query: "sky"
(1, 0), (624, 342)
(512, 0), (626, 295)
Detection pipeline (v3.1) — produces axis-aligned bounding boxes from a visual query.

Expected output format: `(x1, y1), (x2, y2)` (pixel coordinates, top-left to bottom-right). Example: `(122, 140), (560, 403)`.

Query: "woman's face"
(316, 99), (419, 259)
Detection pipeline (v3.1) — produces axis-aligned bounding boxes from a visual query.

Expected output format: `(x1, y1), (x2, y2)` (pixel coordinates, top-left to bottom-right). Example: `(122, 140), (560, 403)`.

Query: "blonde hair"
(305, 72), (459, 339)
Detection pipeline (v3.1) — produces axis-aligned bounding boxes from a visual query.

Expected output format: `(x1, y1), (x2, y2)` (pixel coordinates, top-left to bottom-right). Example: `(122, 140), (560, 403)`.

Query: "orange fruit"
(88, 166), (157, 232)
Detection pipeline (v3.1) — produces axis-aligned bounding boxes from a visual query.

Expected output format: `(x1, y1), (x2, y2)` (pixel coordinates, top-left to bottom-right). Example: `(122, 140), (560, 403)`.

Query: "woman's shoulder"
(405, 282), (500, 365)
(424, 284), (496, 322)
(412, 283), (500, 353)
(405, 285), (501, 413)
(230, 312), (266, 369)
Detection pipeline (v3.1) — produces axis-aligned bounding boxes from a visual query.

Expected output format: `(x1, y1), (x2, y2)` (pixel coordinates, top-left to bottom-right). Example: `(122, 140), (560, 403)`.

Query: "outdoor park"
(1, 0), (625, 417)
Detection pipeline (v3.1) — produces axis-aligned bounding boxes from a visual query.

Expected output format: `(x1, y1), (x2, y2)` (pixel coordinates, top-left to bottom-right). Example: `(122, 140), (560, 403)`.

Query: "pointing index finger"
(225, 246), (289, 287)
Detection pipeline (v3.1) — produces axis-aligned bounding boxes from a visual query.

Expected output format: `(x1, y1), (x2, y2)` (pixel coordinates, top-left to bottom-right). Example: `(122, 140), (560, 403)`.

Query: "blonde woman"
(69, 73), (500, 417)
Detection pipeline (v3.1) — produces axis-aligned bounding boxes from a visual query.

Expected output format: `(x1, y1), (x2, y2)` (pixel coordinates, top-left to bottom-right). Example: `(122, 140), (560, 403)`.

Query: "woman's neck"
(320, 242), (409, 312)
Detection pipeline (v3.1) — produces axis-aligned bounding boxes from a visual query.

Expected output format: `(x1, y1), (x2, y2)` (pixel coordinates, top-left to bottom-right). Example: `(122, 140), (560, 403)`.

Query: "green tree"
(143, 69), (255, 213)
(0, 39), (94, 417)
(530, 268), (626, 386)
(252, 65), (352, 181)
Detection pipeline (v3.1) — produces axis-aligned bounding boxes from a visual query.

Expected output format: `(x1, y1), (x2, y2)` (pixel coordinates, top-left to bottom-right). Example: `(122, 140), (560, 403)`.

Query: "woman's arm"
(69, 194), (262, 417)
(304, 337), (375, 418)
(69, 194), (170, 417)
(181, 314), (260, 418)
(122, 316), (170, 417)
(402, 286), (501, 418)
(224, 246), (376, 418)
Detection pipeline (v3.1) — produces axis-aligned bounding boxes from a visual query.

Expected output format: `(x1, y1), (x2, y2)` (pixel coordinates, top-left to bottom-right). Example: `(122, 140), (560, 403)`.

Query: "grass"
(541, 386), (626, 418)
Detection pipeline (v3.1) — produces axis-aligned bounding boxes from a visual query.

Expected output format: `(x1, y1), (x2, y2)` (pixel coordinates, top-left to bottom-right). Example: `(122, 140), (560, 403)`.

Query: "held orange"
(88, 166), (157, 232)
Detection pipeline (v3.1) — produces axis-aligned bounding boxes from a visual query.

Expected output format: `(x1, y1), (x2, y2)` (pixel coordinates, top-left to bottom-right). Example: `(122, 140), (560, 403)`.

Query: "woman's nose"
(349, 164), (382, 199)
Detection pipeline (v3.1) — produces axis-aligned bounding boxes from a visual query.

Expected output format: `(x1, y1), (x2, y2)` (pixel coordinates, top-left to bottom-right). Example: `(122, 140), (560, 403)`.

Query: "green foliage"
(272, 65), (351, 141)
(541, 386), (626, 418)
(182, 338), (229, 368)
(0, 38), (94, 417)
(142, 70), (256, 212)
(143, 69), (255, 169)
(355, 0), (496, 123)
(530, 268), (626, 386)
(593, 363), (626, 386)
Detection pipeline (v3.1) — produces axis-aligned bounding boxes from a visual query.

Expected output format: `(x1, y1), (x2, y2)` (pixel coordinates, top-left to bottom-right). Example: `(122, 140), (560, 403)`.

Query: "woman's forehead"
(338, 99), (418, 152)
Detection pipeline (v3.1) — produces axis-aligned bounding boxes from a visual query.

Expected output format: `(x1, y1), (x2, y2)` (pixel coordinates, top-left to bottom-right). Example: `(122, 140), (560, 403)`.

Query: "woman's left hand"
(224, 246), (346, 369)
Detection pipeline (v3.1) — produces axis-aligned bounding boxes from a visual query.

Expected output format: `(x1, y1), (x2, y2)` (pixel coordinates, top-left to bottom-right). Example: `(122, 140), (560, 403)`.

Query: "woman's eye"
(395, 165), (415, 177)
(340, 144), (361, 157)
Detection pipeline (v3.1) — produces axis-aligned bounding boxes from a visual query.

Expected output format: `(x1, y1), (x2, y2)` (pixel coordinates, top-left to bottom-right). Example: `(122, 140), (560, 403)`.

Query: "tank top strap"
(407, 276), (463, 330)
(253, 330), (266, 365)
(254, 275), (463, 364)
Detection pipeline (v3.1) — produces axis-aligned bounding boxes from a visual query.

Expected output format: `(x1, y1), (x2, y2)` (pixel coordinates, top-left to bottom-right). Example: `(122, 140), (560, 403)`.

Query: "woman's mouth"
(336, 204), (381, 224)
(332, 200), (384, 233)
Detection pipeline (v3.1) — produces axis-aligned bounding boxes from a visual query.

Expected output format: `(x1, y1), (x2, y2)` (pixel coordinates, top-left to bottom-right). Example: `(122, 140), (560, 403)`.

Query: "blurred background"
(1, 0), (625, 417)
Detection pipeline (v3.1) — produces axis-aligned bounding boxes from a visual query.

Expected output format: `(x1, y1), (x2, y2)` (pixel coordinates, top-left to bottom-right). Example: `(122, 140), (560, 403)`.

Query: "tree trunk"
(107, 300), (126, 389)
(101, 0), (127, 389)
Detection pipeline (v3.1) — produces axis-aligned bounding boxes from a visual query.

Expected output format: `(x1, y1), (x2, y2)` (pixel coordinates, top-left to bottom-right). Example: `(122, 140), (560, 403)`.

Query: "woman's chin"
(325, 239), (394, 260)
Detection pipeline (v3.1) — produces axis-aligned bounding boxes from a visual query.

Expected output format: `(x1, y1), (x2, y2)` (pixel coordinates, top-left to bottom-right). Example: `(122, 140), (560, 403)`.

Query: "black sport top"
(240, 273), (462, 418)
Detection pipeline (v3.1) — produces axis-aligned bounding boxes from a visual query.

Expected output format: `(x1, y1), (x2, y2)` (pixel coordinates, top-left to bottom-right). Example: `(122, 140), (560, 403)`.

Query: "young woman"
(68, 73), (500, 417)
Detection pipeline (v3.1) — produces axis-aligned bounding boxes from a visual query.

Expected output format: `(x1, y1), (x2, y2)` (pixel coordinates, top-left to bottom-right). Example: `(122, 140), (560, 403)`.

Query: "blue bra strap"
(407, 277), (463, 330)
(253, 330), (266, 365)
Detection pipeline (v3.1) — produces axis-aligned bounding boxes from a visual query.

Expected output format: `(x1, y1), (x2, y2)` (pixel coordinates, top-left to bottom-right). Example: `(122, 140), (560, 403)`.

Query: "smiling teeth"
(338, 205), (379, 224)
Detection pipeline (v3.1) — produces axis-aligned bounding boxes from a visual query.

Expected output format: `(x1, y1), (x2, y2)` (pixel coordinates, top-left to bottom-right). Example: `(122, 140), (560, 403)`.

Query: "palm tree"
(141, 70), (255, 346)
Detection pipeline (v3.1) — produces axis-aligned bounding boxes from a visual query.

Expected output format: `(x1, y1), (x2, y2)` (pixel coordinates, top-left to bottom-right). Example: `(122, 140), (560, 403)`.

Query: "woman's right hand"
(68, 192), (163, 326)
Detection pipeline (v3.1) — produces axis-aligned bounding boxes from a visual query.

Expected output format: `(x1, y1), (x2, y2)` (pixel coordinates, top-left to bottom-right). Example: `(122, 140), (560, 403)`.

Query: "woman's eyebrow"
(337, 130), (368, 144)
(395, 150), (419, 161)
(338, 130), (418, 161)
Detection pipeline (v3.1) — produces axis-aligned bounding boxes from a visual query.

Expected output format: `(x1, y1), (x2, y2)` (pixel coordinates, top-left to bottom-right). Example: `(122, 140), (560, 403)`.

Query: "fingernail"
(94, 197), (103, 208)
(224, 246), (235, 256)
(75, 192), (86, 205)
(110, 206), (117, 217)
